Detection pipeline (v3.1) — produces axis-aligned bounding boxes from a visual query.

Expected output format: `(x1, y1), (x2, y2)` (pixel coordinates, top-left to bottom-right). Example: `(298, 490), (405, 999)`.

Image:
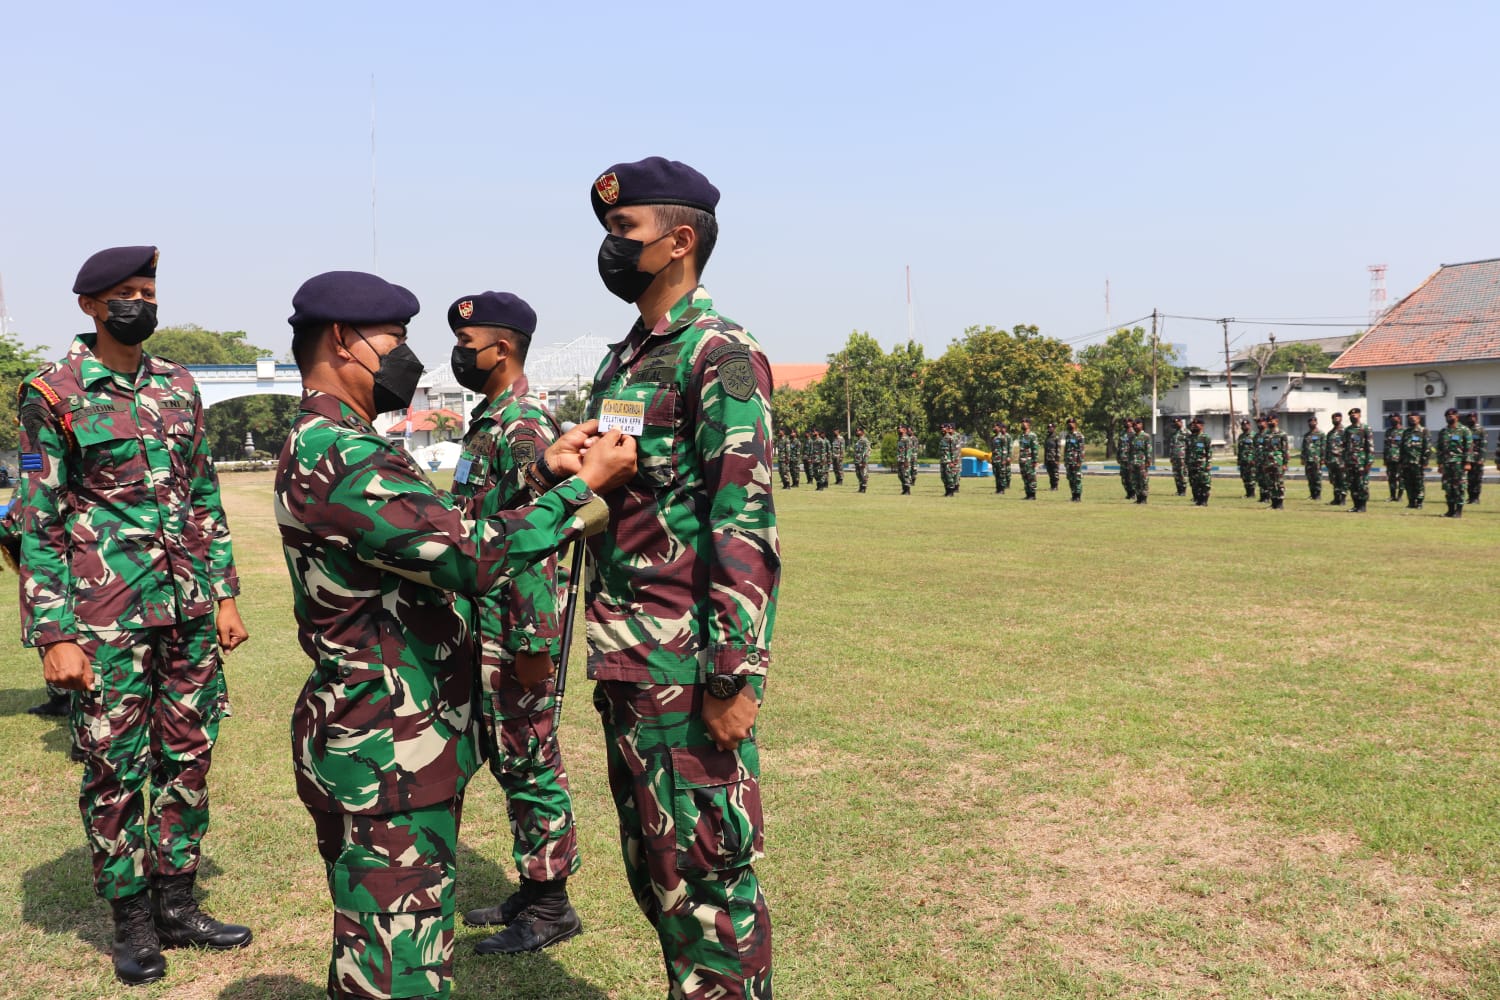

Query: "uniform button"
(339, 666), (353, 678)
(746, 649), (761, 667)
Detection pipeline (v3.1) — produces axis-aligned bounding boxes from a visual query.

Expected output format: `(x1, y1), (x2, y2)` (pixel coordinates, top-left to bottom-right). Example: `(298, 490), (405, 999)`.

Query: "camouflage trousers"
(854, 462), (868, 489)
(1305, 462), (1322, 498)
(1119, 461), (1134, 498)
(896, 462), (911, 489)
(1326, 461), (1346, 501)
(813, 461), (828, 490)
(1386, 462), (1403, 500)
(1045, 460), (1059, 490)
(801, 460), (813, 484)
(939, 462), (959, 492)
(1065, 463), (1083, 499)
(1260, 464), (1284, 502)
(1170, 457), (1186, 494)
(1237, 460), (1256, 496)
(1019, 459), (1037, 498)
(311, 799), (460, 1000)
(72, 617), (226, 900)
(1131, 464), (1150, 499)
(479, 657), (579, 883)
(1188, 465), (1212, 503)
(775, 460), (790, 490)
(1401, 465), (1425, 505)
(594, 681), (771, 1000)
(1468, 463), (1484, 503)
(789, 461), (799, 487)
(992, 461), (1005, 492)
(831, 460), (843, 485)
(1348, 465), (1371, 505)
(1441, 464), (1466, 509)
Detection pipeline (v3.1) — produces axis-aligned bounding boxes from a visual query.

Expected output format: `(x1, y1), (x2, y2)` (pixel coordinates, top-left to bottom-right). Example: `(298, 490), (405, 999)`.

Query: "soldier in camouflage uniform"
(989, 423), (1008, 494)
(440, 292), (586, 955)
(1464, 411), (1485, 504)
(1436, 407), (1473, 517)
(1344, 406), (1374, 512)
(1235, 419), (1257, 498)
(1116, 421), (1136, 499)
(896, 424), (917, 494)
(1383, 413), (1404, 502)
(1062, 418), (1085, 501)
(1130, 418), (1153, 503)
(1260, 413), (1290, 509)
(1167, 416), (1188, 496)
(785, 429), (800, 487)
(774, 430), (791, 489)
(1324, 411), (1347, 505)
(15, 246), (252, 986)
(586, 157), (779, 999)
(800, 429), (815, 485)
(1185, 416), (1213, 505)
(1252, 415), (1271, 502)
(850, 427), (871, 492)
(938, 422), (960, 496)
(809, 429), (829, 490)
(1399, 412), (1430, 509)
(1043, 422), (1061, 491)
(1016, 419), (1039, 500)
(830, 429), (845, 485)
(1301, 417), (1324, 500)
(277, 271), (633, 1000)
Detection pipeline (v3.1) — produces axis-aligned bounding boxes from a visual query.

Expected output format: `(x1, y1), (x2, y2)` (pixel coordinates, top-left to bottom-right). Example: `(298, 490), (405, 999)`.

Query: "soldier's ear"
(78, 294), (104, 323)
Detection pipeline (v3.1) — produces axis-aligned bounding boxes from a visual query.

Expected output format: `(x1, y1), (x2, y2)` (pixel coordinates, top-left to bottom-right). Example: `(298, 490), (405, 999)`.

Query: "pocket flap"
(670, 744), (747, 790)
(331, 861), (447, 914)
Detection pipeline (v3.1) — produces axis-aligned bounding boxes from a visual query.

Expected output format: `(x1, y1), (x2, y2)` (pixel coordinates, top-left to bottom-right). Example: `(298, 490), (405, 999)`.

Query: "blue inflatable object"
(961, 456), (991, 477)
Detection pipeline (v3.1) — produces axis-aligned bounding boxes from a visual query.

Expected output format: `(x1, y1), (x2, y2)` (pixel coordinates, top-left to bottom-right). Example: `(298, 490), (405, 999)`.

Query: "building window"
(1382, 398), (1427, 418)
(1455, 395), (1500, 430)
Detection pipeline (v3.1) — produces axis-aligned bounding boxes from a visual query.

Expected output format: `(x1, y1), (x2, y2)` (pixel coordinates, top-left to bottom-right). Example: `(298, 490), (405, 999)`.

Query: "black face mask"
(597, 230), (676, 303)
(100, 298), (157, 345)
(450, 343), (498, 393)
(346, 326), (424, 414)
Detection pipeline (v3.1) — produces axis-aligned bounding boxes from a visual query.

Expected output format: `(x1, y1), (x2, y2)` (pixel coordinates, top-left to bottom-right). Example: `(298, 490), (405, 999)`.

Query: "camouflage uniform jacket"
(1383, 425), (1402, 465)
(991, 432), (1010, 464)
(809, 436), (830, 469)
(1261, 430), (1290, 467)
(785, 435), (800, 465)
(773, 432), (788, 464)
(1301, 430), (1323, 466)
(275, 390), (595, 815)
(1168, 428), (1187, 462)
(1252, 429), (1267, 465)
(584, 286), (779, 686)
(1236, 433), (1257, 465)
(1063, 431), (1084, 467)
(15, 334), (238, 647)
(1436, 424), (1472, 466)
(1344, 423), (1374, 470)
(939, 431), (959, 469)
(1044, 433), (1061, 464)
(850, 436), (871, 463)
(1116, 428), (1132, 462)
(1130, 430), (1153, 467)
(1325, 425), (1346, 465)
(831, 435), (845, 464)
(1470, 425), (1487, 464)
(1398, 426), (1430, 468)
(448, 374), (566, 675)
(1017, 432), (1039, 464)
(1184, 431), (1211, 470)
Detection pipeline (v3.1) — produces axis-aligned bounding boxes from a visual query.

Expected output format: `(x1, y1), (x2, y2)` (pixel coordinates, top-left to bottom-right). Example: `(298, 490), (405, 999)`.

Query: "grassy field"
(0, 469), (1497, 999)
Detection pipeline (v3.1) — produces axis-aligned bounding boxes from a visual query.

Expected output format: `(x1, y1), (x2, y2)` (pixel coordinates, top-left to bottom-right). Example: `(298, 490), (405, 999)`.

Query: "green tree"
(429, 412), (459, 442)
(0, 330), (49, 454)
(770, 383), (831, 436)
(1267, 342), (1333, 374)
(152, 324), (264, 365)
(148, 325), (297, 459)
(814, 331), (926, 440)
(1078, 327), (1182, 454)
(551, 389), (589, 426)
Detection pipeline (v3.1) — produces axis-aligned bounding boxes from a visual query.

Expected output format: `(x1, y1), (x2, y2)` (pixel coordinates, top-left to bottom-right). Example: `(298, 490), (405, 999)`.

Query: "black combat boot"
(1272, 498), (1283, 509)
(26, 690), (70, 716)
(901, 485), (909, 495)
(474, 879), (582, 955)
(1454, 504), (1463, 518)
(466, 877), (542, 928)
(111, 892), (167, 985)
(151, 873), (253, 950)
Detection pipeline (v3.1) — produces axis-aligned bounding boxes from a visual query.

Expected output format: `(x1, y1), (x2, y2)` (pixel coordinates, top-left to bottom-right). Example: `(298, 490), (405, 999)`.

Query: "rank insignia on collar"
(458, 300), (474, 320)
(595, 172), (620, 205)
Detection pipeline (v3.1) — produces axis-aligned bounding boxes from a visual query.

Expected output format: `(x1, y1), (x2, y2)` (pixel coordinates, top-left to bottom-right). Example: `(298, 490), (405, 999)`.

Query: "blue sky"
(5, 1), (1499, 369)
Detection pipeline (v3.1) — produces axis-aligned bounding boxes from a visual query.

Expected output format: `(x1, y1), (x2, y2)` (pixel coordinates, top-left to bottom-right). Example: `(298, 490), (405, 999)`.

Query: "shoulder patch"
(511, 438), (536, 465)
(718, 354), (758, 402)
(19, 404), (49, 444)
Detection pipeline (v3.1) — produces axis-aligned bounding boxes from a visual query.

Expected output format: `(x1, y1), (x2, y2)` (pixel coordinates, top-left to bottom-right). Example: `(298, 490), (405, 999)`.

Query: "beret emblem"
(595, 172), (620, 205)
(458, 300), (474, 320)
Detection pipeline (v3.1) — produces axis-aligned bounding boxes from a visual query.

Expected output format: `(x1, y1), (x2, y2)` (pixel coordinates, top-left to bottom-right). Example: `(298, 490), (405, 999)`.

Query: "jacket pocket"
(669, 741), (764, 875)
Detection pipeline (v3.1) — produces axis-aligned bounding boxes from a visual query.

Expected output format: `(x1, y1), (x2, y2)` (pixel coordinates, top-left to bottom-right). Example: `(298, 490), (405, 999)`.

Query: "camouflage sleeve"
(311, 432), (589, 595)
(691, 335), (780, 678)
(499, 415), (563, 656)
(187, 383), (240, 601)
(15, 385), (77, 647)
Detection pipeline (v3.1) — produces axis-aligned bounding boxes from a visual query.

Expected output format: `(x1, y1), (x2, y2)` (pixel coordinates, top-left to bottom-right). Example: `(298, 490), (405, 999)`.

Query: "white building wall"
(1157, 372), (1364, 453)
(1364, 361), (1500, 450)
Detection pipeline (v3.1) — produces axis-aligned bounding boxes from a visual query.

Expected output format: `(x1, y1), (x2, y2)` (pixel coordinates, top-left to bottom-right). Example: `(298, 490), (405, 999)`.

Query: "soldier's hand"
(513, 650), (556, 689)
(703, 685), (759, 751)
(544, 419), (602, 478)
(42, 641), (94, 692)
(217, 598), (249, 652)
(578, 430), (637, 492)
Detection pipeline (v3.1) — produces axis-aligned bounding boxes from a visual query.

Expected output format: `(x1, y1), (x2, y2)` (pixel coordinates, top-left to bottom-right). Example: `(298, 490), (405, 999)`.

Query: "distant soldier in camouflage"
(810, 429), (830, 490)
(1344, 406), (1375, 513)
(1399, 412), (1430, 509)
(1464, 411), (1485, 504)
(15, 246), (252, 986)
(1130, 418), (1154, 504)
(441, 292), (586, 955)
(1062, 418), (1085, 502)
(1235, 419), (1257, 498)
(774, 430), (791, 489)
(1325, 411), (1347, 505)
(1043, 422), (1062, 491)
(1301, 417), (1324, 500)
(801, 429), (815, 485)
(850, 427), (871, 492)
(1436, 407), (1473, 517)
(830, 429), (846, 485)
(1167, 416), (1188, 496)
(1383, 413), (1404, 502)
(586, 157), (779, 999)
(1260, 413), (1290, 509)
(786, 429), (800, 487)
(989, 423), (1007, 494)
(895, 425), (913, 494)
(277, 270), (634, 1000)
(1117, 421), (1136, 499)
(1016, 419), (1039, 500)
(1252, 415), (1271, 502)
(939, 422), (960, 496)
(1185, 415), (1213, 506)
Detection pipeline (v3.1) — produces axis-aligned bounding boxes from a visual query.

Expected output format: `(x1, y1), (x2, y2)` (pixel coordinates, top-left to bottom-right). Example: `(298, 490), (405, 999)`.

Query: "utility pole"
(1222, 318), (1236, 444)
(1150, 309), (1159, 441)
(844, 361), (852, 438)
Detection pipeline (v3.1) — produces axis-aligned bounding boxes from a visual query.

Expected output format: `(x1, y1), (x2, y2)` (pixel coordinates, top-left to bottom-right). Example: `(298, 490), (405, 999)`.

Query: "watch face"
(707, 675), (742, 698)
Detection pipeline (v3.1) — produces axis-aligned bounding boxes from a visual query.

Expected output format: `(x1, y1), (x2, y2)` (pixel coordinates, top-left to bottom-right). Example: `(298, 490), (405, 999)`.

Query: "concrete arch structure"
(185, 360), (302, 407)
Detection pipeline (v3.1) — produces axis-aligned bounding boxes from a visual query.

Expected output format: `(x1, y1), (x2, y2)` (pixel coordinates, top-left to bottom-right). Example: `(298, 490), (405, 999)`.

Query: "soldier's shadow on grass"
(21, 847), (225, 953)
(0, 687), (78, 759)
(452, 840), (611, 999)
(217, 973), (323, 999)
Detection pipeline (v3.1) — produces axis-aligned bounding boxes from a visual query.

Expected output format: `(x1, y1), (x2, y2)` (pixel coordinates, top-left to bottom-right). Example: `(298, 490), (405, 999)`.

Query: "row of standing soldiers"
(774, 427), (874, 492)
(987, 420), (1086, 501)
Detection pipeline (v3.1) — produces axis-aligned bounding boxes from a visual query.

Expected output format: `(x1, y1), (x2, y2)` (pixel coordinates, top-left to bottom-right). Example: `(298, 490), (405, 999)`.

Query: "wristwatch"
(705, 673), (748, 700)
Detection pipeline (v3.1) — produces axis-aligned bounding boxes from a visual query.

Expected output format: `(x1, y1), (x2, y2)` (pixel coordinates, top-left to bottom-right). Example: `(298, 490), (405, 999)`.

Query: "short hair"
(291, 323), (328, 372)
(653, 204), (718, 275)
(491, 326), (532, 364)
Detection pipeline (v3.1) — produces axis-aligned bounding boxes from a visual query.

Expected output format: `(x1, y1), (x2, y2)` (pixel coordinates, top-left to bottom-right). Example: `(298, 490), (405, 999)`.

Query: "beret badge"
(457, 300), (474, 320)
(595, 172), (620, 205)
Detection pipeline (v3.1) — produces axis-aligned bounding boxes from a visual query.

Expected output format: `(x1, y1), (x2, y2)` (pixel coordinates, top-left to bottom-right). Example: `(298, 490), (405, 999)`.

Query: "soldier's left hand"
(513, 650), (555, 688)
(703, 686), (759, 751)
(217, 598), (250, 652)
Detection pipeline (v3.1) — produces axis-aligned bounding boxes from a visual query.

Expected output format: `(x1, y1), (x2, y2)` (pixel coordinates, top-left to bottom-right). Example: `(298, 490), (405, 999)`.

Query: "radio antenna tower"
(1368, 264), (1387, 324)
(0, 273), (12, 336)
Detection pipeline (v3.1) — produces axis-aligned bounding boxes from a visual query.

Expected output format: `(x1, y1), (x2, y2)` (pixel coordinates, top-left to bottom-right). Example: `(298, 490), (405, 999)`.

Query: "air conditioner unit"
(1418, 371), (1447, 398)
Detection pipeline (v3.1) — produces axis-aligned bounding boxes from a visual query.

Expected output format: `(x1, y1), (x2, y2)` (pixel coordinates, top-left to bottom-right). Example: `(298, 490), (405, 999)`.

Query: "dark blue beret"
(591, 156), (719, 227)
(73, 245), (158, 295)
(447, 291), (536, 335)
(287, 271), (420, 330)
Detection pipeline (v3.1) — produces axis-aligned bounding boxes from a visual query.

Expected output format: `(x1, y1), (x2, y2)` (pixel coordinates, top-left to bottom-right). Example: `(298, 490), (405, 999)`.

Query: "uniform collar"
(70, 333), (170, 388)
(300, 388), (373, 432)
(609, 285), (714, 361)
(471, 372), (531, 423)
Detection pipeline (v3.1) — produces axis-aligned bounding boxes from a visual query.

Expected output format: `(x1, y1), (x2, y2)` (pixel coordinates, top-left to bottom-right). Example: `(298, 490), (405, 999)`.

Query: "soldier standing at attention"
(276, 271), (634, 1000)
(938, 422), (960, 496)
(1130, 417), (1154, 504)
(1261, 413), (1290, 509)
(1167, 416), (1188, 496)
(895, 425), (911, 494)
(1185, 415), (1213, 505)
(1116, 420), (1135, 499)
(1383, 413), (1404, 502)
(995, 421), (1013, 493)
(1062, 418), (1085, 502)
(785, 429), (800, 488)
(1344, 406), (1375, 512)
(989, 423), (1006, 494)
(830, 429), (845, 485)
(441, 292), (585, 954)
(1464, 411), (1485, 504)
(850, 427), (871, 492)
(586, 156), (780, 999)
(1301, 416), (1324, 500)
(774, 429), (791, 490)
(1399, 411), (1430, 509)
(1235, 418), (1257, 498)
(1252, 415), (1271, 502)
(1043, 422), (1061, 491)
(1436, 407), (1472, 518)
(1325, 411), (1347, 506)
(1016, 419), (1039, 500)
(810, 429), (830, 490)
(801, 429), (815, 486)
(15, 246), (252, 986)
